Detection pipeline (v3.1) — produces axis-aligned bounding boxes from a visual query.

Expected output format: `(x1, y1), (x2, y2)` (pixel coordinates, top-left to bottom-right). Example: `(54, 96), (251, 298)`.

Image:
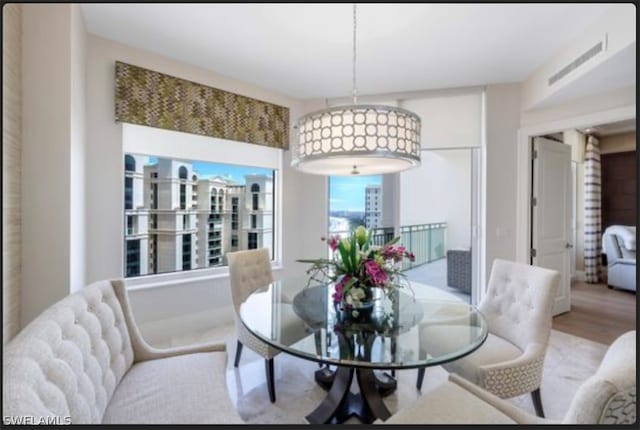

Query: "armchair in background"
(603, 225), (636, 292)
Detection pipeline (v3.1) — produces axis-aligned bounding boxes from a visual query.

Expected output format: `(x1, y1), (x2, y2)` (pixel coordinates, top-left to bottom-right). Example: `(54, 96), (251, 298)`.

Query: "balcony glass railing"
(399, 223), (447, 270)
(328, 223), (446, 271)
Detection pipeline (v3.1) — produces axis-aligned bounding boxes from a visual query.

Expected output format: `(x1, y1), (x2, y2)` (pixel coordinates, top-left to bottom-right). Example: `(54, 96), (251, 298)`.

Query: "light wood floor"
(552, 281), (636, 345)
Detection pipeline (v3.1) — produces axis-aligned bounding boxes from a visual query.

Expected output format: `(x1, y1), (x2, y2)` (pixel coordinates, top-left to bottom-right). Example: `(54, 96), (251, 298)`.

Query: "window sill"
(125, 262), (284, 292)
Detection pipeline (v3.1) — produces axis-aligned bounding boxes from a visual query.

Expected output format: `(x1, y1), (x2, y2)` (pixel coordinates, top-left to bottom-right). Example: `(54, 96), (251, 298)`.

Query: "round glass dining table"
(239, 277), (488, 424)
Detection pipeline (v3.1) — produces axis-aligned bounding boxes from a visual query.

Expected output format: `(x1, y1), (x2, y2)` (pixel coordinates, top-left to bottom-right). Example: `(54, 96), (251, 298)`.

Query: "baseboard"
(572, 270), (586, 282)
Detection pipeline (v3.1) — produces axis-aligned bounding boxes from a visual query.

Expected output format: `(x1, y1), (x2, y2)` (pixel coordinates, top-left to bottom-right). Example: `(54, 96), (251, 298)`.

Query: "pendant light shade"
(291, 5), (422, 176)
(293, 105), (421, 175)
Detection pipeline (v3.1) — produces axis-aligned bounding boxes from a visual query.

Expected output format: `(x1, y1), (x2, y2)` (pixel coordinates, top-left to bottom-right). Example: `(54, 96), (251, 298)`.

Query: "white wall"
(600, 131), (636, 154)
(485, 83), (521, 283)
(84, 34), (328, 340)
(21, 4), (73, 326)
(399, 150), (472, 250)
(521, 86), (636, 127)
(70, 4), (87, 293)
(3, 3), (22, 342)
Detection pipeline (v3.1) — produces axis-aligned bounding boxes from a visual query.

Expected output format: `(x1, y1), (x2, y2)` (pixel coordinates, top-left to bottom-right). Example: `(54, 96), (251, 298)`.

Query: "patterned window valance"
(115, 61), (289, 149)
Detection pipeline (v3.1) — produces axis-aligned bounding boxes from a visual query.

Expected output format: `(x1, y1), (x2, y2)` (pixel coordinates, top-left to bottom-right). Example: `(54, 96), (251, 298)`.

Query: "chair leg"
(233, 340), (243, 368)
(531, 388), (545, 418)
(265, 358), (276, 403)
(416, 368), (425, 390)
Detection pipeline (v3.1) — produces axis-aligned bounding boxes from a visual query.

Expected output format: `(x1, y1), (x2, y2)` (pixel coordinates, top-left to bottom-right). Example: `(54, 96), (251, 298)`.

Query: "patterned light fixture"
(292, 5), (421, 176)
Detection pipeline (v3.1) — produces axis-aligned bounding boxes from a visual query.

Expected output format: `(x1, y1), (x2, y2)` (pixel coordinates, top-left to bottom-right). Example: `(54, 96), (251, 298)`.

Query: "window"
(123, 152), (275, 277)
(182, 234), (191, 270)
(125, 240), (140, 277)
(125, 155), (136, 172)
(126, 215), (134, 235)
(151, 183), (158, 209)
(124, 177), (133, 210)
(179, 184), (186, 210)
(248, 232), (258, 249)
(329, 175), (382, 233)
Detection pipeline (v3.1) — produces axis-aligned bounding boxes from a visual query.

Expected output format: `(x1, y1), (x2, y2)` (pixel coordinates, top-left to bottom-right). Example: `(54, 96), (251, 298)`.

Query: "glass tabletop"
(239, 277), (488, 369)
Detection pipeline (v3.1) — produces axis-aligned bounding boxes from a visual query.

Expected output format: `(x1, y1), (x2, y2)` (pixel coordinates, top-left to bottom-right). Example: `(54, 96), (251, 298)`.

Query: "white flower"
(351, 310), (359, 318)
(351, 288), (366, 300)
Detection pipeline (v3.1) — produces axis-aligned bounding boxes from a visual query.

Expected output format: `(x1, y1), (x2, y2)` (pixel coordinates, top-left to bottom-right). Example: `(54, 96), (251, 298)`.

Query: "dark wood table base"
(305, 366), (397, 424)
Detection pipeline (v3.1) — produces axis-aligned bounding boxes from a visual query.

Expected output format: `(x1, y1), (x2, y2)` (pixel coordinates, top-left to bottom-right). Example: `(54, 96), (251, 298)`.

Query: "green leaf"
(338, 241), (352, 273)
(350, 234), (358, 272)
(383, 236), (401, 247)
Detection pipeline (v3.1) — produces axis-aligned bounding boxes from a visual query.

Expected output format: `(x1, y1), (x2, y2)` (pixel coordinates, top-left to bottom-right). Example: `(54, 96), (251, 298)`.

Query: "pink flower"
(406, 252), (416, 262)
(333, 275), (350, 303)
(382, 245), (407, 262)
(365, 260), (388, 285)
(328, 235), (341, 252)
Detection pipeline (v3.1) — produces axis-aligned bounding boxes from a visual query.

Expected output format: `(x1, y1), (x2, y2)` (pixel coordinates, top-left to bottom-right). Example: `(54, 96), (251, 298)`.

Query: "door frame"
(515, 105), (635, 266)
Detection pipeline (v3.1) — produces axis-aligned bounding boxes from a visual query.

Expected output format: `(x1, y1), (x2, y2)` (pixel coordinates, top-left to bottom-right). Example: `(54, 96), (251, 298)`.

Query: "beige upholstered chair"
(227, 248), (279, 403)
(384, 330), (636, 424)
(417, 259), (560, 417)
(2, 280), (242, 424)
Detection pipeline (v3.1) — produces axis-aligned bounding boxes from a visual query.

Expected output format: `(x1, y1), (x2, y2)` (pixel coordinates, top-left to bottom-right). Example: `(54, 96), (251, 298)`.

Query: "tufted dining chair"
(383, 330), (636, 425)
(227, 248), (279, 403)
(416, 259), (560, 417)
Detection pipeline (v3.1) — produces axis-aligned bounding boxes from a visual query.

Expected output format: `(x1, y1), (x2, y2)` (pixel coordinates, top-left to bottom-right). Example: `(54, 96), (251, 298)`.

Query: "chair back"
(563, 331), (636, 424)
(227, 248), (273, 312)
(2, 280), (135, 424)
(478, 259), (560, 351)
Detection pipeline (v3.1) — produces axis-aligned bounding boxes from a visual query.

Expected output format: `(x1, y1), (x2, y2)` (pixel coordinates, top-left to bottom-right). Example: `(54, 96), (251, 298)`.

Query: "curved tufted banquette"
(383, 331), (636, 425)
(417, 259), (560, 417)
(2, 280), (243, 424)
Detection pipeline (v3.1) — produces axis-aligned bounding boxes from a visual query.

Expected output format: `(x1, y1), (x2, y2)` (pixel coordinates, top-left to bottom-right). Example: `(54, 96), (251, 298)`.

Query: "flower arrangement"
(298, 226), (415, 318)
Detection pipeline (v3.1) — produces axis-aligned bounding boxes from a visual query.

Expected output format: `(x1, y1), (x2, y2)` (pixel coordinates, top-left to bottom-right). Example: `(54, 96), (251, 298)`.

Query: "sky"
(146, 156), (272, 184)
(142, 155), (376, 210)
(329, 175), (381, 212)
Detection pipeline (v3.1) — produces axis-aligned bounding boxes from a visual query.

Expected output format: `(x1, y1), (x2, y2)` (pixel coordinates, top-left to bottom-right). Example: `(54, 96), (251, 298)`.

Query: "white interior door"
(531, 137), (572, 316)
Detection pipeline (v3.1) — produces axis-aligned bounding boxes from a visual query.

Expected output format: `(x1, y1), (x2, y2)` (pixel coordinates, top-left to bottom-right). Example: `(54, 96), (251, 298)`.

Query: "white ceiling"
(536, 42), (636, 109)
(81, 3), (614, 100)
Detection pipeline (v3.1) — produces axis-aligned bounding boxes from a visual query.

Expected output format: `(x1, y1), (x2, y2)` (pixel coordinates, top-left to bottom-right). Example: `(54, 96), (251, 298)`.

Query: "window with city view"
(329, 175), (383, 234)
(124, 153), (275, 278)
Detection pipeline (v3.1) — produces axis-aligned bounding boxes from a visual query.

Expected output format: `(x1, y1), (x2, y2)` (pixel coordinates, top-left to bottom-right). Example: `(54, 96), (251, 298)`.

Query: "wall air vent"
(548, 35), (607, 87)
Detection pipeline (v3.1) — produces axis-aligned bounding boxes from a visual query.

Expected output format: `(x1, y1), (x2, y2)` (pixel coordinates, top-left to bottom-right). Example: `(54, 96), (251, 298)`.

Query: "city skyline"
(329, 175), (382, 212)
(147, 156), (272, 184)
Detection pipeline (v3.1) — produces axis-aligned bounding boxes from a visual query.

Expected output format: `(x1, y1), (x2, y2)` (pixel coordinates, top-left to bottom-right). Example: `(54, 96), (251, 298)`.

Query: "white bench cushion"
(103, 352), (236, 424)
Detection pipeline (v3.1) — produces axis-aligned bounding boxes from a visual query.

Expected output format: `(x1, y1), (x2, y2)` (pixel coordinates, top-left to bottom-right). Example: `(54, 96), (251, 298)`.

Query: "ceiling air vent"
(548, 35), (607, 87)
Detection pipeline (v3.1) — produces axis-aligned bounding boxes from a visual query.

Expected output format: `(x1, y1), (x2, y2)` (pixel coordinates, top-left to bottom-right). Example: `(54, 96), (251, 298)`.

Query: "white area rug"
(163, 326), (608, 424)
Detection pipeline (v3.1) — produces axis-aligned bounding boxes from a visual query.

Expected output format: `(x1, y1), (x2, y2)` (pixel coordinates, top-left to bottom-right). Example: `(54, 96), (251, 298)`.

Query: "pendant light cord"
(352, 3), (358, 105)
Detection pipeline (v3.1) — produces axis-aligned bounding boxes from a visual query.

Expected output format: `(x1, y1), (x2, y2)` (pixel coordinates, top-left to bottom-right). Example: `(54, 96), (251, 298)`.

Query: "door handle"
(566, 243), (573, 249)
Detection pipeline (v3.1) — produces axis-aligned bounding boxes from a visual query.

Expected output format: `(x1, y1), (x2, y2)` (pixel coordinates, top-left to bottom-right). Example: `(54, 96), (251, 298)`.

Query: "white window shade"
(123, 123), (281, 170)
(400, 92), (482, 149)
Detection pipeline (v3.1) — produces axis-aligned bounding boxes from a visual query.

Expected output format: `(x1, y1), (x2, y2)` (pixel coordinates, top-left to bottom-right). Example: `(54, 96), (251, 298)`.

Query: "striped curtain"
(584, 135), (601, 283)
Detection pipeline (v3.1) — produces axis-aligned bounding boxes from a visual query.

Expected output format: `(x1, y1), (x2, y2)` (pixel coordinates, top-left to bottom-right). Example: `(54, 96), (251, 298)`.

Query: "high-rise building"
(364, 185), (383, 228)
(124, 156), (273, 277)
(124, 154), (150, 277)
